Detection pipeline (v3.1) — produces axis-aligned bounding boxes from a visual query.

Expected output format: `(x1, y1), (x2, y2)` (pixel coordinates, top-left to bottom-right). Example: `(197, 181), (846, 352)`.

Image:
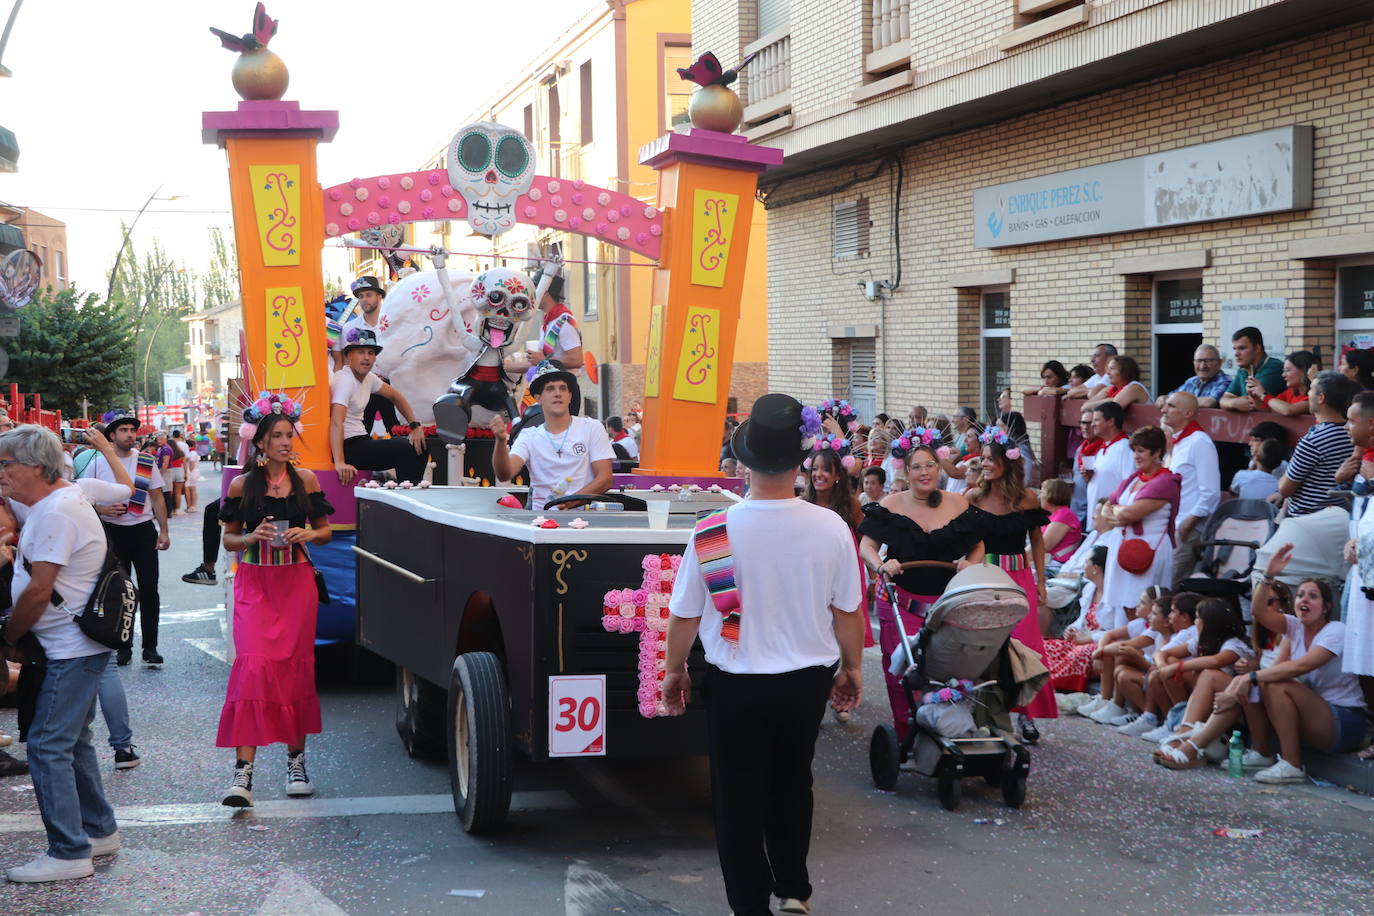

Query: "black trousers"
(362, 391), (400, 434)
(202, 498), (221, 567)
(343, 435), (427, 484)
(703, 662), (836, 916)
(103, 520), (161, 651)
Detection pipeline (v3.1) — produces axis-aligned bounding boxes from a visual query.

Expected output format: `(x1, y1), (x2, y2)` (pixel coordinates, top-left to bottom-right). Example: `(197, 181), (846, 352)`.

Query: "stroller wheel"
(936, 767), (961, 811)
(982, 765), (1002, 787)
(1001, 773), (1027, 808)
(869, 725), (900, 792)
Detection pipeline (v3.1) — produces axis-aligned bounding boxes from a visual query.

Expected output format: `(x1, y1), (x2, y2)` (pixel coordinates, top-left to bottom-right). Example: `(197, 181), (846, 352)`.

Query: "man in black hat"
(511, 262), (583, 372)
(334, 275), (401, 433)
(329, 328), (428, 485)
(662, 394), (864, 916)
(79, 413), (170, 666)
(489, 361), (613, 510)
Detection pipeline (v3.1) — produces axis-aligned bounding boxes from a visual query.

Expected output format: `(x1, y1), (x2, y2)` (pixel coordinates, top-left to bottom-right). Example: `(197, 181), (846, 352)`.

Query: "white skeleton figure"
(446, 122), (536, 237)
(372, 265), (474, 424)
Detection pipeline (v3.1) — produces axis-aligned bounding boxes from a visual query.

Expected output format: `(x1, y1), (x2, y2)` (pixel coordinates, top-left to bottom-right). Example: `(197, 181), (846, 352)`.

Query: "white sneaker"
(1242, 749), (1277, 769)
(1089, 701), (1128, 724)
(6, 854), (94, 883)
(286, 752), (314, 797)
(1108, 711), (1139, 728)
(1116, 713), (1158, 736)
(1076, 697), (1106, 718)
(222, 760), (254, 808)
(1254, 758), (1306, 784)
(1203, 738), (1228, 764)
(89, 831), (121, 857)
(1139, 721), (1176, 743)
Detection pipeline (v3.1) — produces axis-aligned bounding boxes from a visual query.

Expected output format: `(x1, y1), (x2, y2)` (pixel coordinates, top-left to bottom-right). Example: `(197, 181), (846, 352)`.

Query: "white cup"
(1081, 455), (1096, 471)
(646, 499), (670, 530)
(526, 340), (542, 357)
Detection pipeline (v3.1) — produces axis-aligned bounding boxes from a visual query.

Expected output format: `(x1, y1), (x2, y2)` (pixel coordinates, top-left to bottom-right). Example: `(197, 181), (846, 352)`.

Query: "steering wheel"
(543, 492), (648, 512)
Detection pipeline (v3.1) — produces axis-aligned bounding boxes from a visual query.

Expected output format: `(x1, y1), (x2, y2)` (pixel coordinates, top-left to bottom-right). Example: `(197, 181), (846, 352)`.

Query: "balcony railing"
(743, 29), (792, 112)
(870, 0), (910, 55)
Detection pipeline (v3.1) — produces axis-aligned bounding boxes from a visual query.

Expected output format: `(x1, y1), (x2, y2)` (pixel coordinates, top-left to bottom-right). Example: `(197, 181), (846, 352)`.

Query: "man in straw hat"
(662, 393), (865, 916)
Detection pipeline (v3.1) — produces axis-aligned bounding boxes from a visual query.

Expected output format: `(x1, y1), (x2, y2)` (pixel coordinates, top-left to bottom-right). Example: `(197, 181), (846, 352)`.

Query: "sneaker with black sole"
(142, 649), (164, 667)
(286, 751), (314, 797)
(116, 648), (132, 667)
(181, 566), (216, 586)
(113, 746), (140, 770)
(222, 760), (254, 807)
(0, 750), (29, 777)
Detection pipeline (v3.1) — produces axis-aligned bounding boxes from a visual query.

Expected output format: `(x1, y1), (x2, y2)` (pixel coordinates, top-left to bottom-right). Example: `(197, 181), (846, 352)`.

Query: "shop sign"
(1219, 298), (1286, 374)
(973, 126), (1313, 248)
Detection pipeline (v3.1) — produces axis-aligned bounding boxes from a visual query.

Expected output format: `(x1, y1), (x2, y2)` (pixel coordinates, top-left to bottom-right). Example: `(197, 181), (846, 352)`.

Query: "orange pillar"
(634, 130), (782, 478)
(202, 101), (338, 472)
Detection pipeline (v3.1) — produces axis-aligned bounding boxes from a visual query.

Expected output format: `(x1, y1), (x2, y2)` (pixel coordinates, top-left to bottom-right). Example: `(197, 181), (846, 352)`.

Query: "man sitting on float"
(489, 361), (614, 511)
(329, 327), (429, 484)
(504, 260), (583, 375)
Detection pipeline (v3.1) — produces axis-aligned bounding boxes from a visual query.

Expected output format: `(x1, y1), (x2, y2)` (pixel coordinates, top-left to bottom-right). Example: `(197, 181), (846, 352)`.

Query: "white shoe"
(1076, 697), (1106, 718)
(286, 752), (314, 798)
(89, 831), (121, 857)
(6, 854), (94, 883)
(1108, 711), (1139, 728)
(1254, 758), (1306, 784)
(1203, 738), (1228, 764)
(1116, 713), (1158, 736)
(1139, 722), (1176, 743)
(1089, 702), (1128, 724)
(1242, 749), (1277, 769)
(222, 760), (254, 808)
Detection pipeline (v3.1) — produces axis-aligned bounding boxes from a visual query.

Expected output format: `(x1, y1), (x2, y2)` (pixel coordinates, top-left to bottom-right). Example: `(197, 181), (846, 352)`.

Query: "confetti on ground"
(1213, 827), (1266, 838)
(973, 817), (1007, 826)
(449, 888), (487, 898)
(247, 824), (270, 831)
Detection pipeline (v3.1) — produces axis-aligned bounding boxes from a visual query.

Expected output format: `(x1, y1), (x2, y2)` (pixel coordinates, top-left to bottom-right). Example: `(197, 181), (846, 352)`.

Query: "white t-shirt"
(612, 434), (640, 460)
(1127, 617), (1147, 639)
(669, 498), (863, 674)
(1085, 372), (1110, 389)
(510, 415), (615, 511)
(1284, 616), (1365, 707)
(331, 369), (384, 439)
(338, 311), (380, 349)
(1085, 436), (1133, 514)
(1163, 624), (1197, 655)
(11, 486), (110, 660)
(79, 450), (164, 527)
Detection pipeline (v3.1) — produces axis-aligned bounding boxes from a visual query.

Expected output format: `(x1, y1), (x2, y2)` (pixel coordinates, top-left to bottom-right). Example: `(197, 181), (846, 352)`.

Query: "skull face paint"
(447, 122), (536, 237)
(468, 268), (536, 349)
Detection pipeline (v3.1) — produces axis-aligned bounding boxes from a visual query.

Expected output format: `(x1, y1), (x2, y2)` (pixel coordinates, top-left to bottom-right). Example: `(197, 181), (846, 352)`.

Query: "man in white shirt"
(329, 328), (428, 485)
(1083, 402), (1133, 521)
(1064, 343), (1117, 400)
(0, 426), (120, 883)
(333, 276), (401, 433)
(490, 363), (613, 510)
(1161, 391), (1220, 587)
(661, 393), (864, 916)
(80, 413), (169, 667)
(605, 416), (640, 461)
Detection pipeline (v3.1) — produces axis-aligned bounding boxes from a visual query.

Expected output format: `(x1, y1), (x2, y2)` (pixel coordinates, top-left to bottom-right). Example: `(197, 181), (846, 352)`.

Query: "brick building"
(0, 203), (68, 292)
(692, 0), (1374, 423)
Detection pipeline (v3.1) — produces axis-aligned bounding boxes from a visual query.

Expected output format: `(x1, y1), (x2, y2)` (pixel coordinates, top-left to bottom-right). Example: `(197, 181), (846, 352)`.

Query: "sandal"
(1156, 739), (1206, 770)
(1157, 723), (1203, 750)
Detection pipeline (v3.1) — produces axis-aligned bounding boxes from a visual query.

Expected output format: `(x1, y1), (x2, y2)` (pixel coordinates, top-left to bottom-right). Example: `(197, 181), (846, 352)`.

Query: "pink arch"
(322, 171), (664, 260)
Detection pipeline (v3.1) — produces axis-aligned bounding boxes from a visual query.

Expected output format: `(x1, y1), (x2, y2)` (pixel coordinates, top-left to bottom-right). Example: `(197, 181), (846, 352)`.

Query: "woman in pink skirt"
(966, 427), (1058, 743)
(217, 401), (333, 807)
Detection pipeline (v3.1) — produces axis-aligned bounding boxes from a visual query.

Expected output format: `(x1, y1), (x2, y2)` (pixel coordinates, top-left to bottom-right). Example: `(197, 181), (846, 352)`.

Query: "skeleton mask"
(469, 268), (536, 349)
(447, 122), (536, 237)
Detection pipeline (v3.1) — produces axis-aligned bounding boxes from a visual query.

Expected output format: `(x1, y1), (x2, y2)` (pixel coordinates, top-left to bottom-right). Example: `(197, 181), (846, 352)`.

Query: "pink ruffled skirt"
(216, 562), (321, 748)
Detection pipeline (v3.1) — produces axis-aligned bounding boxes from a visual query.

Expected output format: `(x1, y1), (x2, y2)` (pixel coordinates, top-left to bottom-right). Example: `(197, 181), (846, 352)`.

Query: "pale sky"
(0, 0), (578, 299)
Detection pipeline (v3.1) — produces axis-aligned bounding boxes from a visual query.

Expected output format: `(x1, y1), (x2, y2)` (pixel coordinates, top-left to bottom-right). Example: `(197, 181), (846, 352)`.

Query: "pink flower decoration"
(388, 213), (401, 224)
(632, 589), (648, 605)
(642, 555), (658, 571)
(602, 615), (617, 632)
(1006, 447), (1022, 460)
(328, 188), (341, 201)
(377, 195), (391, 208)
(422, 207), (436, 219)
(936, 446), (952, 460)
(428, 171), (443, 185)
(377, 176), (391, 189)
(349, 178), (362, 189)
(419, 189), (433, 202)
(842, 455), (856, 470)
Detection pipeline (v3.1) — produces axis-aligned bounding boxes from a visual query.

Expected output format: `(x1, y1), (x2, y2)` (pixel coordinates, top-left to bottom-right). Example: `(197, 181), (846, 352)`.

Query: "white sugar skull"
(447, 122), (536, 237)
(373, 268), (474, 424)
(469, 268), (536, 349)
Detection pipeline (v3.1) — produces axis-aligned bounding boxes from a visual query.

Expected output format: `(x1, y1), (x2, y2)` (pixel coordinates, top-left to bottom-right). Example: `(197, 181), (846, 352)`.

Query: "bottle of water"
(1227, 730), (1244, 778)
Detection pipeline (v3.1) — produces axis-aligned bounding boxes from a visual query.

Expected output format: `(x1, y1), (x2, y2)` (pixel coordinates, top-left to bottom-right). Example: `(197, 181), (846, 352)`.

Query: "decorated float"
(202, 5), (778, 832)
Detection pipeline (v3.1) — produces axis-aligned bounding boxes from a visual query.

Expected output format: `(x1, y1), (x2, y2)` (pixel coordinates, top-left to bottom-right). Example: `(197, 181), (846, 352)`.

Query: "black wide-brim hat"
(102, 414), (139, 434)
(528, 359), (579, 399)
(731, 393), (811, 474)
(351, 275), (385, 297)
(342, 326), (384, 354)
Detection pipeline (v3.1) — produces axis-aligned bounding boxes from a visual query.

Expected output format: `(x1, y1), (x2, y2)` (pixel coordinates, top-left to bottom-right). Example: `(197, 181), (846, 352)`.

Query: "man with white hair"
(0, 426), (120, 883)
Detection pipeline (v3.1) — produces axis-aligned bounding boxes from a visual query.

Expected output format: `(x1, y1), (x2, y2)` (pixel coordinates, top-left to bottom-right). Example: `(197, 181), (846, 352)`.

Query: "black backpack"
(24, 515), (138, 652)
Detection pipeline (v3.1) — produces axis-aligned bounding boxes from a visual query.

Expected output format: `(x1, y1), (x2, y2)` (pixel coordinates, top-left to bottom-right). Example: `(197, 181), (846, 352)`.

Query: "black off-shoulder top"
(219, 492), (334, 533)
(962, 505), (1051, 556)
(857, 503), (984, 596)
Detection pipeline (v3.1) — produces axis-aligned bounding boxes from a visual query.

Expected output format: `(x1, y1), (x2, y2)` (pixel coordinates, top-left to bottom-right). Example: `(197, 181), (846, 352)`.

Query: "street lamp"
(129, 262), (184, 408)
(105, 186), (187, 304)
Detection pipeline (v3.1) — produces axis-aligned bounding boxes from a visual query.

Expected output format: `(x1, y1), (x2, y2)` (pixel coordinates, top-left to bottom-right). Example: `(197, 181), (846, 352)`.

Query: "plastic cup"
(526, 340), (542, 357)
(646, 499), (670, 529)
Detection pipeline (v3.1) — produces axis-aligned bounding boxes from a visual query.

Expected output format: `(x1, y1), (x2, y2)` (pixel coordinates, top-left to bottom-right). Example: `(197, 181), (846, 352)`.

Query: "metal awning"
(0, 125), (16, 172)
(0, 221), (23, 251)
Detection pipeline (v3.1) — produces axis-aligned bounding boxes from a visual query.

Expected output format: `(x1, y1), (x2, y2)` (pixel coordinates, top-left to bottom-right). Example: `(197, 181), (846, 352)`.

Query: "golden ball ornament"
(688, 85), (743, 133)
(232, 48), (290, 101)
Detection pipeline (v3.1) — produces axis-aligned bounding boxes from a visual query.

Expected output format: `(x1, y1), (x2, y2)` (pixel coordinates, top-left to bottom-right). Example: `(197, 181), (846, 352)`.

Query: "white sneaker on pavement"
(1107, 711), (1139, 728)
(286, 752), (314, 797)
(6, 854), (94, 883)
(1254, 758), (1306, 784)
(1116, 712), (1158, 736)
(1076, 697), (1106, 718)
(1242, 749), (1277, 768)
(89, 831), (121, 857)
(1089, 701), (1128, 724)
(1139, 721), (1176, 743)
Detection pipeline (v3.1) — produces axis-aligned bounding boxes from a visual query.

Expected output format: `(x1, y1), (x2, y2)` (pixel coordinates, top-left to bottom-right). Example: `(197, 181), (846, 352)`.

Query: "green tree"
(4, 287), (135, 415)
(107, 234), (196, 405)
(201, 226), (240, 309)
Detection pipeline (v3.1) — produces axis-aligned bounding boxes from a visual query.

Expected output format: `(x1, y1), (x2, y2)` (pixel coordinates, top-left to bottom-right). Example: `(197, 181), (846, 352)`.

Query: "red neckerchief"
(612, 430), (629, 442)
(543, 302), (573, 332)
(1170, 421), (1202, 446)
(1136, 465), (1169, 483)
(1076, 437), (1104, 473)
(1362, 447), (1374, 463)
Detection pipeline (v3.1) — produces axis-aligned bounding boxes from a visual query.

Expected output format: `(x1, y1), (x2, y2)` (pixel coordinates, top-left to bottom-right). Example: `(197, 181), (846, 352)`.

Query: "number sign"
(548, 675), (606, 757)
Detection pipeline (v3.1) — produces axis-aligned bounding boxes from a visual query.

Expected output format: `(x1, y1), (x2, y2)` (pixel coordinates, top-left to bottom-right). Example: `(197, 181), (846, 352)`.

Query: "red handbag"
(1116, 537), (1156, 574)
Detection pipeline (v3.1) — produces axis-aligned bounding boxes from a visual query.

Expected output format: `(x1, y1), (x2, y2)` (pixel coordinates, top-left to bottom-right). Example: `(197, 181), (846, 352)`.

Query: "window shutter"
(757, 0), (790, 37)
(833, 198), (870, 260)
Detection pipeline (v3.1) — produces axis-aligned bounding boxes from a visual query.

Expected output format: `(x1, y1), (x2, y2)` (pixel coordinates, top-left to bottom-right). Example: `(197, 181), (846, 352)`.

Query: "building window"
(663, 44), (693, 131)
(843, 338), (878, 424)
(1152, 274), (1203, 396)
(757, 0), (790, 36)
(981, 289), (1011, 420)
(579, 62), (594, 146)
(54, 249), (66, 288)
(832, 198), (870, 260)
(581, 238), (599, 321)
(1337, 262), (1374, 355)
(523, 104), (534, 141)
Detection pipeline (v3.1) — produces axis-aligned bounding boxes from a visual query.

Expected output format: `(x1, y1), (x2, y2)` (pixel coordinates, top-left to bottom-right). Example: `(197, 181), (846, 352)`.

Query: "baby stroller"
(869, 561), (1037, 811)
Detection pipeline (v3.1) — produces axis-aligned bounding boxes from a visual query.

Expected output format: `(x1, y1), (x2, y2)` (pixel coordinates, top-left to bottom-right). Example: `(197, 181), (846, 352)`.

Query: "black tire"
(446, 652), (514, 833)
(1001, 774), (1027, 809)
(982, 765), (1002, 787)
(937, 767), (961, 811)
(396, 666), (446, 759)
(869, 725), (900, 791)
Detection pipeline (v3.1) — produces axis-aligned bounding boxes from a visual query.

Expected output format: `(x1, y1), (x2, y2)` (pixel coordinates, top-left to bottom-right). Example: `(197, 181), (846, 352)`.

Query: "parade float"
(202, 5), (778, 832)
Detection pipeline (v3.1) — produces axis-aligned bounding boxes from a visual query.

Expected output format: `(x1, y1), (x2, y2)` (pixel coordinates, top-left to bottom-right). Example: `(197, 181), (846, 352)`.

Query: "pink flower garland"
(603, 552), (683, 717)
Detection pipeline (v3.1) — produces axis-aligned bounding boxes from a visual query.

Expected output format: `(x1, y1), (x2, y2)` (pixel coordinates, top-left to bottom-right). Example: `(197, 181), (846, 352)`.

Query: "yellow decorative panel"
(690, 190), (739, 288)
(264, 287), (316, 389)
(671, 306), (720, 404)
(644, 304), (666, 398)
(249, 164), (302, 266)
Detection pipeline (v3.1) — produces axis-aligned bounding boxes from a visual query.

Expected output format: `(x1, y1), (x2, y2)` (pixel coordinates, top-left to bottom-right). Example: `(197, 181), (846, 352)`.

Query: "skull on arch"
(469, 268), (536, 349)
(447, 122), (536, 237)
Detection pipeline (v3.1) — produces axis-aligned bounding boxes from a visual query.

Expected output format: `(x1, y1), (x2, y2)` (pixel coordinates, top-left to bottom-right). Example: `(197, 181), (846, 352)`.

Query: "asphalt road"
(0, 470), (1371, 915)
